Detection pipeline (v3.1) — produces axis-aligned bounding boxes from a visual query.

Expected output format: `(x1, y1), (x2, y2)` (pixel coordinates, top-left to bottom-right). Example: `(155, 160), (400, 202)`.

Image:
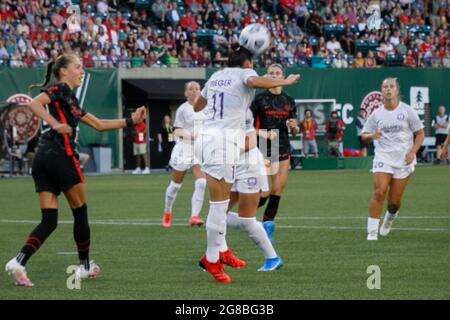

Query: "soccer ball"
(238, 23), (271, 56)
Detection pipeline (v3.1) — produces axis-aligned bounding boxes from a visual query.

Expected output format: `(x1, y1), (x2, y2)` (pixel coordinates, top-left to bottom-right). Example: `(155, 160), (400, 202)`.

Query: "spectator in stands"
(0, 0), (447, 70)
(353, 51), (365, 68)
(326, 35), (342, 54)
(364, 50), (377, 68)
(10, 49), (24, 68)
(131, 49), (145, 68)
(180, 10), (198, 33)
(332, 52), (348, 68)
(152, 0), (168, 26)
(403, 49), (417, 68)
(0, 39), (9, 62)
(166, 2), (181, 27)
(185, 0), (204, 14)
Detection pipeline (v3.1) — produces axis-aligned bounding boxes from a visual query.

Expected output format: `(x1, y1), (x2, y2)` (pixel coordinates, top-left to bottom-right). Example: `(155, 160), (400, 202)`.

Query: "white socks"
(191, 178), (206, 217)
(239, 217), (277, 259)
(226, 211), (277, 259)
(384, 211), (398, 222)
(205, 200), (229, 263)
(367, 217), (380, 234)
(226, 211), (241, 229)
(164, 180), (182, 213)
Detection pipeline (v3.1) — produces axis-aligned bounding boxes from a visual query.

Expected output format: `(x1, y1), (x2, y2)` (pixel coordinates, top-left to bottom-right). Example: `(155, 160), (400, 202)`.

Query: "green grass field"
(0, 166), (449, 300)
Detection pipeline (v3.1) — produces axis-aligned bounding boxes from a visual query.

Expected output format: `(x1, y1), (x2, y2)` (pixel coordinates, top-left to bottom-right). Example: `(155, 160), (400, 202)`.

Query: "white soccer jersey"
(200, 67), (258, 147)
(173, 101), (205, 144)
(363, 101), (424, 168)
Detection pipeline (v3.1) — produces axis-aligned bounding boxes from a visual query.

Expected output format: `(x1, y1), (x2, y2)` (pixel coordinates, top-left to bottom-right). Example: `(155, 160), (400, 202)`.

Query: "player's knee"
(270, 185), (283, 195)
(372, 189), (387, 202)
(41, 210), (58, 233)
(387, 203), (400, 213)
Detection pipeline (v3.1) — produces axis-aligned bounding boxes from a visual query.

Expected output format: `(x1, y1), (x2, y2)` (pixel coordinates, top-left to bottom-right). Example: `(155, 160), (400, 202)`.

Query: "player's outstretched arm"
(247, 74), (300, 89)
(81, 106), (146, 131)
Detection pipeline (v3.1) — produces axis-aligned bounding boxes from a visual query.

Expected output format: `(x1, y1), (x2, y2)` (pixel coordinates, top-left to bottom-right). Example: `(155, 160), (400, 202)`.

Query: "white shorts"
(133, 143), (146, 156)
(199, 136), (240, 184)
(231, 149), (270, 193)
(169, 142), (200, 172)
(371, 159), (415, 179)
(231, 172), (269, 194)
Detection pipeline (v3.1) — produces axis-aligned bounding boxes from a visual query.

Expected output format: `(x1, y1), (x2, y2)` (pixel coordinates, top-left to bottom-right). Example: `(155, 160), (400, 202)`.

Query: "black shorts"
(264, 144), (291, 162)
(436, 134), (448, 147)
(32, 152), (84, 196)
(359, 136), (369, 149)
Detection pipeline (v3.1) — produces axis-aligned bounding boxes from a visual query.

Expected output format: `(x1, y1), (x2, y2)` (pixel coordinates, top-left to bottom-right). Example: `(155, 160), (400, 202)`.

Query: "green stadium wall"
(1, 68), (448, 168)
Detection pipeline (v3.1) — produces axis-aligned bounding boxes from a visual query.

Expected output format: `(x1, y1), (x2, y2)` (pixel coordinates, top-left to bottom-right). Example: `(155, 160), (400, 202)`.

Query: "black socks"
(17, 209), (58, 266)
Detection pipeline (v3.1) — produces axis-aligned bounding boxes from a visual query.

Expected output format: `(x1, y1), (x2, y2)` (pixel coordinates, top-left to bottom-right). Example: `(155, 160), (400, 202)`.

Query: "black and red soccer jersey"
(250, 90), (297, 159)
(37, 82), (86, 157)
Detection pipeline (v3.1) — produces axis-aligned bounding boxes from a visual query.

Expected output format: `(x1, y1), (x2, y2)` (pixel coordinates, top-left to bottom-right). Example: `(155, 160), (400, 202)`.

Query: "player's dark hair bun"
(230, 43), (241, 52)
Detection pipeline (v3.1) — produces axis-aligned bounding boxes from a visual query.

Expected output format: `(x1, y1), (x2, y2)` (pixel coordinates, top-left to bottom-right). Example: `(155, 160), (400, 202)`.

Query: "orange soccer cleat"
(199, 256), (231, 284)
(219, 249), (246, 269)
(188, 216), (204, 227)
(162, 212), (172, 228)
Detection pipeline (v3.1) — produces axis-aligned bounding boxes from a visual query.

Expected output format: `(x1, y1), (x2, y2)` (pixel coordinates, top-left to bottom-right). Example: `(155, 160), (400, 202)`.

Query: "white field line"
(0, 219), (448, 233)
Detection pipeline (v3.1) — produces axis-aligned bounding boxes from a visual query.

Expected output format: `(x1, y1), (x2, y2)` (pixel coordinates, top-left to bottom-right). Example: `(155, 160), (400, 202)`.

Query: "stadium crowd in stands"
(0, 0), (448, 69)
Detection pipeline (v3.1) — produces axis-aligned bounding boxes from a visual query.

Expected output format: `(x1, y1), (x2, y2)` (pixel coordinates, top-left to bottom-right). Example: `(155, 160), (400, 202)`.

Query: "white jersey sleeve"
(173, 103), (186, 129)
(362, 111), (378, 134)
(406, 106), (424, 133)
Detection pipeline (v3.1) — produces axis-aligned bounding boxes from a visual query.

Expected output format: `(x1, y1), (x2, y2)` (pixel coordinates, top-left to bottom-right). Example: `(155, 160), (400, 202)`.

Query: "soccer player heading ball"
(194, 42), (299, 284)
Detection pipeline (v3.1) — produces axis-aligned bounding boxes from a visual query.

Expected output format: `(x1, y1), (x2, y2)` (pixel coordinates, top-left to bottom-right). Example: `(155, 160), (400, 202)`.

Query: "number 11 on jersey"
(212, 92), (224, 120)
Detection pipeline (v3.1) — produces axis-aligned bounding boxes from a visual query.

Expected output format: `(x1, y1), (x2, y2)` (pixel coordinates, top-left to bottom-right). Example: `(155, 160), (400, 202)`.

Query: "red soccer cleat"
(188, 216), (204, 227)
(199, 256), (231, 284)
(219, 249), (247, 269)
(162, 212), (172, 228)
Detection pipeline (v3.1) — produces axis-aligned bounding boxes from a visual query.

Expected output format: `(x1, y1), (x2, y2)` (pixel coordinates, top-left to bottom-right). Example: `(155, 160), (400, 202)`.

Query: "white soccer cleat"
(379, 219), (393, 236)
(132, 168), (142, 175)
(5, 258), (34, 287)
(75, 260), (101, 281)
(142, 167), (150, 174)
(367, 231), (378, 241)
